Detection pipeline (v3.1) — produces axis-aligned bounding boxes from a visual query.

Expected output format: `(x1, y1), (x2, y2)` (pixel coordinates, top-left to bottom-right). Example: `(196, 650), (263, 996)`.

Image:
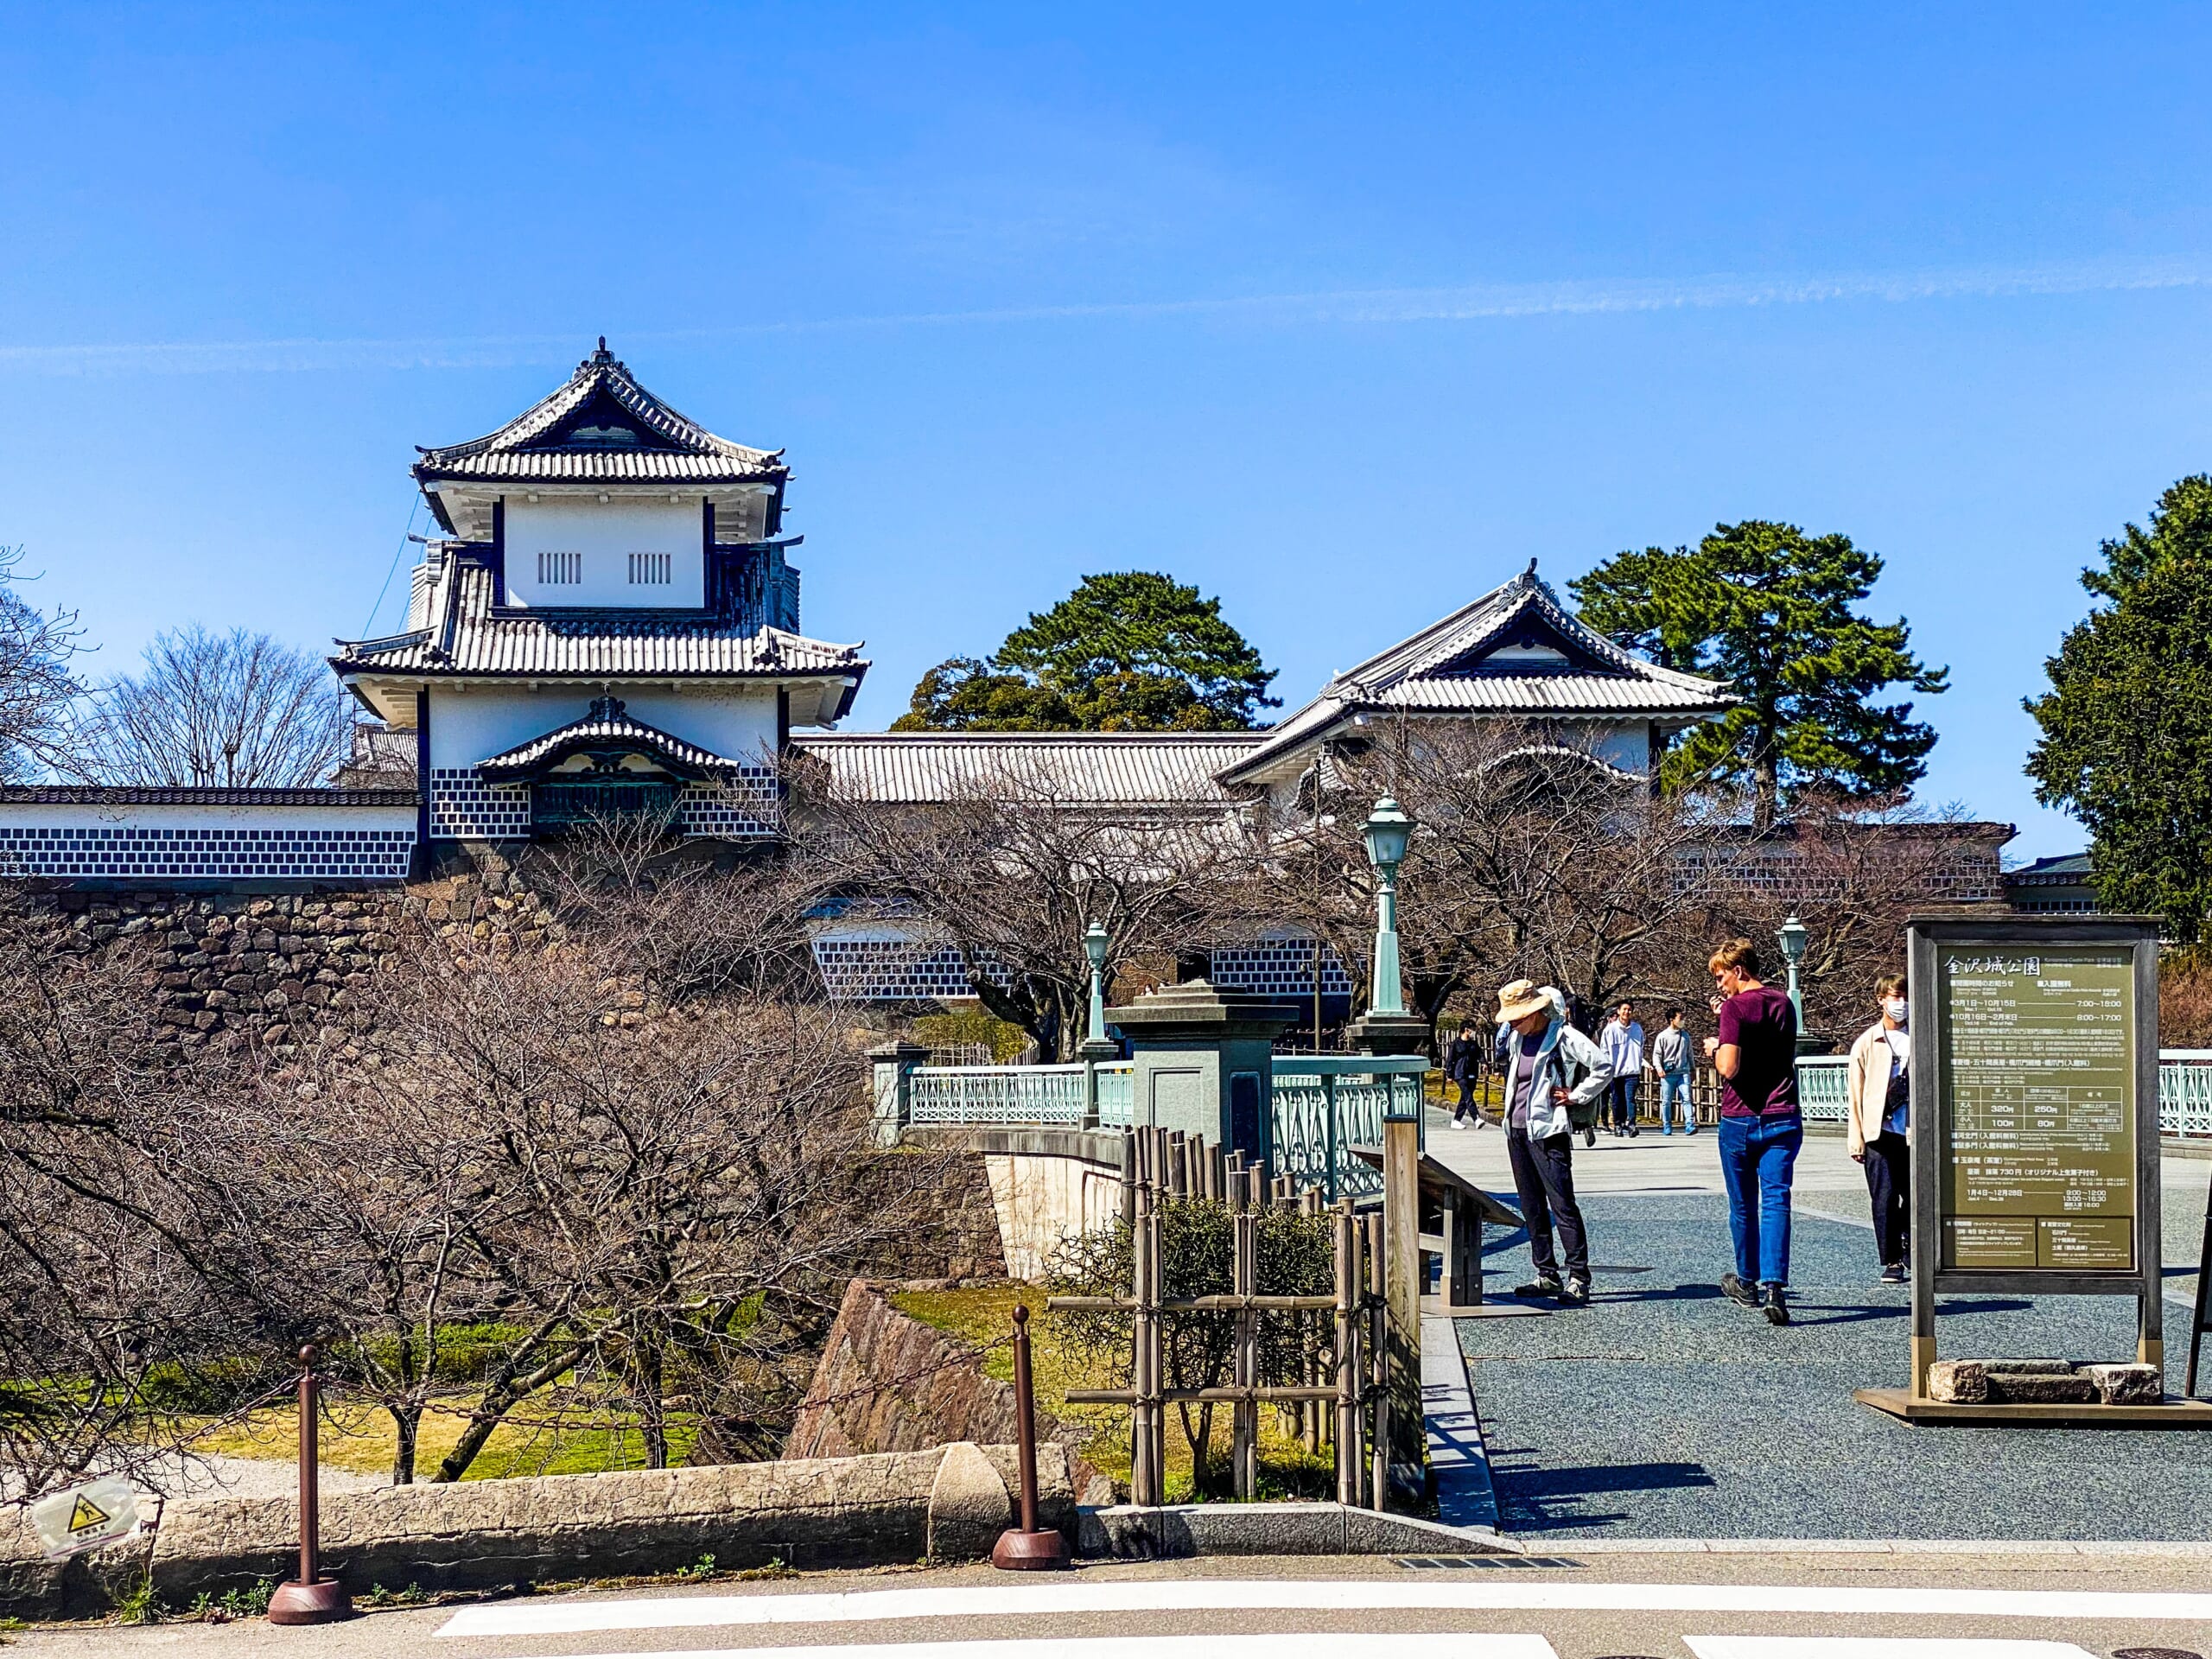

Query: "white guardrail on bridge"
(1794, 1049), (2212, 1137)
(907, 1060), (1135, 1128)
(905, 1052), (1424, 1202)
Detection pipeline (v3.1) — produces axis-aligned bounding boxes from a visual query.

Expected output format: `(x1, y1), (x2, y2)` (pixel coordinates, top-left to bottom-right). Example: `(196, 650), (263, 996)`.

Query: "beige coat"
(1845, 1020), (1907, 1157)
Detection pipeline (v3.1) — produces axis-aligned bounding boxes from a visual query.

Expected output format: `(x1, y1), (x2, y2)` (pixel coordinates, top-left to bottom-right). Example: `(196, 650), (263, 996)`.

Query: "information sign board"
(1936, 944), (2137, 1271)
(1904, 914), (2164, 1401)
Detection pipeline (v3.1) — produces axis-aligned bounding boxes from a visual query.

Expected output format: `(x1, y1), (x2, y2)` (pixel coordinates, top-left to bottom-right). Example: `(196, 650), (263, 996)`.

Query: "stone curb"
(1549, 1536), (2212, 1555)
(2, 1441), (1073, 1620)
(1078, 1503), (1508, 1559)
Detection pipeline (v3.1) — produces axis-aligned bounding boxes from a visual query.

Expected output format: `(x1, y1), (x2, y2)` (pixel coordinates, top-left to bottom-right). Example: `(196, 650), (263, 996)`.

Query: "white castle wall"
(0, 797), (416, 883)
(503, 498), (704, 608)
(425, 686), (782, 842)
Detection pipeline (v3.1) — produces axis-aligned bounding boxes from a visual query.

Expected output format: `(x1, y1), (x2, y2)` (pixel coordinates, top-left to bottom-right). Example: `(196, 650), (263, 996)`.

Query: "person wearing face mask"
(1847, 973), (1913, 1284)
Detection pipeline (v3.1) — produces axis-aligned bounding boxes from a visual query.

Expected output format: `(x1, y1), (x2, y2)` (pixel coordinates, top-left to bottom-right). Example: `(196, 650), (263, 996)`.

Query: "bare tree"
(0, 903), (294, 1500)
(1269, 720), (1727, 1035)
(795, 756), (1263, 1059)
(0, 545), (87, 785)
(77, 625), (353, 787)
(1699, 793), (2005, 1046)
(284, 844), (938, 1480)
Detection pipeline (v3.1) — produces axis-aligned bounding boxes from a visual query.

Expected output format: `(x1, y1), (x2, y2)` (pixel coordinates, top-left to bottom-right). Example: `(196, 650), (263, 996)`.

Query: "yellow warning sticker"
(29, 1478), (137, 1560)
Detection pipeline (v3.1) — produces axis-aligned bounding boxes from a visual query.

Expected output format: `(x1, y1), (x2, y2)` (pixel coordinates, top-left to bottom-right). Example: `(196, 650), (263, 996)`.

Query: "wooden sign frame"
(1904, 913), (2163, 1398)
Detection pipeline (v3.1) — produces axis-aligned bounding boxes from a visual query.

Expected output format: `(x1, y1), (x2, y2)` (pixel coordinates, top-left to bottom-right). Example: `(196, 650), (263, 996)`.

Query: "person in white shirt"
(1846, 973), (1912, 1283)
(1599, 1001), (1646, 1137)
(1650, 1008), (1695, 1135)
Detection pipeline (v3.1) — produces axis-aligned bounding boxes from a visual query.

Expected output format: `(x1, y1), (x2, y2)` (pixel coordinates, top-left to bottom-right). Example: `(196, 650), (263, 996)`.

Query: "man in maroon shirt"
(1701, 937), (1802, 1325)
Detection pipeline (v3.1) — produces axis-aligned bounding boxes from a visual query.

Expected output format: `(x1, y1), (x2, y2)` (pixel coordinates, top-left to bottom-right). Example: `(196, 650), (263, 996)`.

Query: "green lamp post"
(1362, 796), (1414, 1018)
(1776, 913), (1814, 1053)
(1083, 921), (1110, 1047)
(1077, 920), (1120, 1065)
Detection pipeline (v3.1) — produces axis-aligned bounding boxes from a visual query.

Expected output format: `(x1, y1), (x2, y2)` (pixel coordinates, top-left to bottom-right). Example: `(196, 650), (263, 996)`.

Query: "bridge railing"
(892, 1048), (1420, 1198)
(906, 1060), (1135, 1129)
(1268, 1056), (1429, 1202)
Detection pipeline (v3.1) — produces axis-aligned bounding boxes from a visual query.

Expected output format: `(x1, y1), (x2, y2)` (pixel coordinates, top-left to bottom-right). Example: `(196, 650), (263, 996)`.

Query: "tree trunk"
(388, 1402), (421, 1486)
(1178, 1400), (1218, 1497)
(431, 1344), (577, 1483)
(636, 1338), (669, 1471)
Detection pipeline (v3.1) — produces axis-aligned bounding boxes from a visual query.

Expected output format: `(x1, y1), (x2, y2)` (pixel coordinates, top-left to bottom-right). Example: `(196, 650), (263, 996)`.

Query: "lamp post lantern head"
(1083, 920), (1109, 976)
(1777, 913), (1808, 969)
(1362, 796), (1414, 876)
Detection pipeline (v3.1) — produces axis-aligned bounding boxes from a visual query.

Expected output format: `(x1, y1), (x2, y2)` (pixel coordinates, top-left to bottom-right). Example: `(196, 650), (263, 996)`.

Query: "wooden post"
(1332, 1202), (1360, 1504)
(1365, 1210), (1389, 1510)
(1381, 1111), (1423, 1500)
(1231, 1209), (1258, 1499)
(1131, 1133), (1162, 1507)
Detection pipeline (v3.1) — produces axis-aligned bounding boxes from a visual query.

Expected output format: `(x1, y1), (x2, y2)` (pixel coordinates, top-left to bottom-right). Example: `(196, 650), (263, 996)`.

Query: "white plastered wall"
(504, 499), (702, 608)
(427, 685), (779, 770)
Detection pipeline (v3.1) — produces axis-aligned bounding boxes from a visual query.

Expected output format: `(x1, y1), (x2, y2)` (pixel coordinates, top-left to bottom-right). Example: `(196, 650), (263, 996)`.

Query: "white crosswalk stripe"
(471, 1637), (1558, 1659)
(435, 1576), (2212, 1639)
(1687, 1641), (2099, 1659)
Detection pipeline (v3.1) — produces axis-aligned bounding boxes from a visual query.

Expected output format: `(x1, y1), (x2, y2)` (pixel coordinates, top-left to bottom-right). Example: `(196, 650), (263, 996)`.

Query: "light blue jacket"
(1498, 1016), (1615, 1139)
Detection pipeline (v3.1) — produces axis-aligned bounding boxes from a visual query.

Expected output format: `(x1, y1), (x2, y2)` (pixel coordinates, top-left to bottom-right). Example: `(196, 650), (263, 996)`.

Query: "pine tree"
(1571, 520), (1947, 825)
(2025, 476), (2212, 941)
(893, 572), (1277, 733)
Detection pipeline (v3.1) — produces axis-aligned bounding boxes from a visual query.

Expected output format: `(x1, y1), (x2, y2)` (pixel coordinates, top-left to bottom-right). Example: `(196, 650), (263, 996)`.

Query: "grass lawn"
(183, 1396), (699, 1482)
(891, 1282), (1334, 1503)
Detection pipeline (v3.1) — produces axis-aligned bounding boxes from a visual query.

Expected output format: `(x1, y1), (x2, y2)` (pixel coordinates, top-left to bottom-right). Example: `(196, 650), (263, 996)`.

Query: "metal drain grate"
(1391, 1554), (1583, 1570)
(2111, 1649), (2204, 1659)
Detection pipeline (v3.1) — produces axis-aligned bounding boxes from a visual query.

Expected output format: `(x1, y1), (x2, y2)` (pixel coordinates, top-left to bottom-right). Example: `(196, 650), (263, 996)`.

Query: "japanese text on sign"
(1937, 945), (2136, 1271)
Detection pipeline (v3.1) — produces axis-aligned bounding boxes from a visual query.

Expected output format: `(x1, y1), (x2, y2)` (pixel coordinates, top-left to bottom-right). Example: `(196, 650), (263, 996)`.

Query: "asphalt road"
(1429, 1111), (2212, 1541)
(14, 1554), (2211, 1659)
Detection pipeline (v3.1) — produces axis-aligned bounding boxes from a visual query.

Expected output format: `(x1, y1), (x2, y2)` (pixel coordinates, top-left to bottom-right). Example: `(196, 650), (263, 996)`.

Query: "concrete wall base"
(1, 1442), (1072, 1621)
(1077, 1503), (1507, 1559)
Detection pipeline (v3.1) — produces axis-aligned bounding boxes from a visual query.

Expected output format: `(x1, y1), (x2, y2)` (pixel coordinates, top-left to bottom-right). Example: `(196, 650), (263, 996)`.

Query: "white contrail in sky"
(3, 254), (2206, 375)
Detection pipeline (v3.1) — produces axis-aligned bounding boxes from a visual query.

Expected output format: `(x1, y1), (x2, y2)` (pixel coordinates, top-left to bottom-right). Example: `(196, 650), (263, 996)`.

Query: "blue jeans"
(1718, 1113), (1802, 1287)
(1657, 1072), (1693, 1133)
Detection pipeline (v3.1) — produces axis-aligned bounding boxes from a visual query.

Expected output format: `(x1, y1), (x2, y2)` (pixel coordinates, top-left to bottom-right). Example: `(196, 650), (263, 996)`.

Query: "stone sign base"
(1853, 1385), (2212, 1427)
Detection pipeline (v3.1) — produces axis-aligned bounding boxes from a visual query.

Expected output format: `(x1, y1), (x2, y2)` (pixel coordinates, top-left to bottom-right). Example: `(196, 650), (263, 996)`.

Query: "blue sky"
(6, 4), (2211, 858)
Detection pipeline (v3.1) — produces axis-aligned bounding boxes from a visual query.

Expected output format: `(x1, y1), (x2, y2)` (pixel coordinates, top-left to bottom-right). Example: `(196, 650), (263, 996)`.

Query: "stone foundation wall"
(0, 1442), (1072, 1618)
(40, 867), (544, 1052)
(785, 1278), (1113, 1506)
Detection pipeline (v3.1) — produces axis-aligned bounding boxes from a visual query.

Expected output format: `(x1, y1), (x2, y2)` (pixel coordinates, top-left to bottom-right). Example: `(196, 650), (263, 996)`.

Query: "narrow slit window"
(537, 550), (582, 585)
(628, 551), (673, 585)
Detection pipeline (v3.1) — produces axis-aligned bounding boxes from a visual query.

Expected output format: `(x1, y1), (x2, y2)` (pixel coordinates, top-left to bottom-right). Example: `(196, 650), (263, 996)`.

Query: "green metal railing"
(906, 1060), (1134, 1128)
(1268, 1055), (1429, 1202)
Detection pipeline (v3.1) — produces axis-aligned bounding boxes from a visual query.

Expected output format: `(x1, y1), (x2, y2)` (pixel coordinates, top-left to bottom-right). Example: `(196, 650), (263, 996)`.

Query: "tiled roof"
(412, 340), (785, 489)
(329, 558), (867, 686)
(791, 732), (1264, 809)
(2006, 852), (2093, 883)
(0, 786), (418, 807)
(478, 697), (745, 780)
(1219, 566), (1731, 782)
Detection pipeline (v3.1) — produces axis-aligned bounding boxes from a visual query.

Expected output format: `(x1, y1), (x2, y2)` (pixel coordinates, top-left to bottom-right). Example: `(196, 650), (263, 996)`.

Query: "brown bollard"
(267, 1344), (352, 1624)
(991, 1306), (1070, 1569)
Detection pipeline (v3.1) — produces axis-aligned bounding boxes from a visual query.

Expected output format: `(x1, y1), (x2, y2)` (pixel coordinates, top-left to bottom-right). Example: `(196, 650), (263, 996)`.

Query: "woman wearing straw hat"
(1495, 978), (1614, 1305)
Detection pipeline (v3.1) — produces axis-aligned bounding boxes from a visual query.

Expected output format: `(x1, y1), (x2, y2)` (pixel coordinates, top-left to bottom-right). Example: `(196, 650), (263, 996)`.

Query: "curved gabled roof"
(1217, 563), (1732, 785)
(412, 340), (786, 489)
(477, 697), (747, 781)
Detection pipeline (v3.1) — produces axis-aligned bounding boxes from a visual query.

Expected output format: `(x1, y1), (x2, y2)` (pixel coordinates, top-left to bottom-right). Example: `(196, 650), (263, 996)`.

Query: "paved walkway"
(1424, 1107), (2212, 1541)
